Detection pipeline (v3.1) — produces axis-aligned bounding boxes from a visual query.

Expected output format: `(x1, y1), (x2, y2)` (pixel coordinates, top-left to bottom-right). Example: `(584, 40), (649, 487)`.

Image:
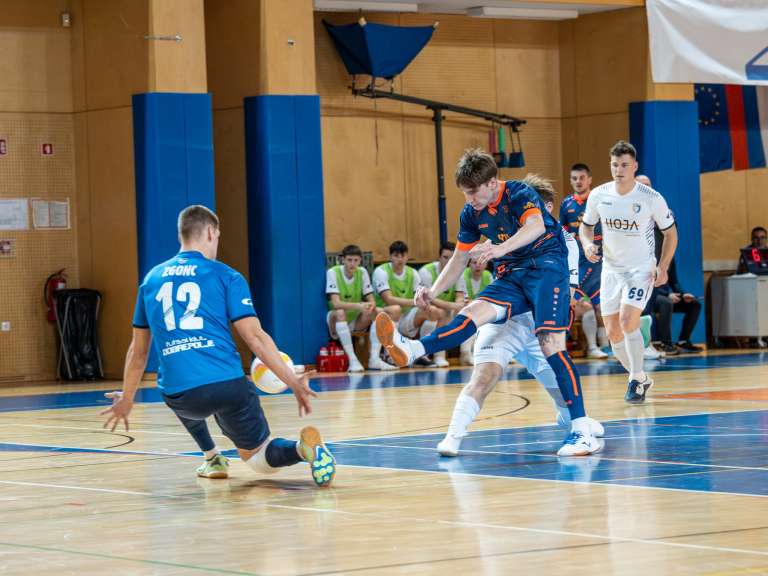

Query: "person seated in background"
(737, 226), (767, 273)
(653, 256), (703, 354)
(326, 244), (398, 371)
(374, 240), (445, 367)
(419, 241), (467, 367)
(458, 257), (493, 365)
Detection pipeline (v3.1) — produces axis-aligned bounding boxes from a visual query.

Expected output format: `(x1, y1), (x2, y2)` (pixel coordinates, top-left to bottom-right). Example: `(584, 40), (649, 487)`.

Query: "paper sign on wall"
(32, 198), (70, 229)
(0, 199), (29, 230)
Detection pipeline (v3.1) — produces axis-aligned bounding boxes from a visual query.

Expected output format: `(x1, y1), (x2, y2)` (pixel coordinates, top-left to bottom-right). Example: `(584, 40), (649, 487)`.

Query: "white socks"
(245, 442), (278, 474)
(446, 394), (481, 438)
(611, 339), (631, 372)
(368, 322), (382, 361)
(597, 326), (609, 348)
(335, 321), (360, 364)
(582, 309), (598, 350)
(204, 447), (219, 460)
(625, 328), (647, 382)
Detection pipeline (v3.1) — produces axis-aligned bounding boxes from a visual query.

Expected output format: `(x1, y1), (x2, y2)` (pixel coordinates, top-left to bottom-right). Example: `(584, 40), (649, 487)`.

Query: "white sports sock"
(434, 350), (447, 362)
(571, 416), (590, 435)
(597, 326), (609, 348)
(446, 394), (481, 438)
(368, 322), (381, 361)
(625, 328), (647, 382)
(245, 443), (279, 475)
(420, 320), (437, 338)
(582, 309), (598, 350)
(335, 321), (360, 364)
(611, 339), (631, 372)
(204, 447), (219, 460)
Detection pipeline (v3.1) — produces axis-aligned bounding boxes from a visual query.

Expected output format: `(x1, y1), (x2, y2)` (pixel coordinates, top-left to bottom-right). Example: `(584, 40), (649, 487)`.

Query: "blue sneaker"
(601, 345), (614, 357)
(557, 430), (602, 457)
(625, 378), (653, 404)
(297, 426), (336, 487)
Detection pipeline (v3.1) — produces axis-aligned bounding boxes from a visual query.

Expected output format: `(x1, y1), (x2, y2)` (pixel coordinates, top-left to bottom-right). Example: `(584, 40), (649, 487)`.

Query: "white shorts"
(473, 312), (550, 376)
(398, 307), (420, 338)
(600, 269), (654, 316)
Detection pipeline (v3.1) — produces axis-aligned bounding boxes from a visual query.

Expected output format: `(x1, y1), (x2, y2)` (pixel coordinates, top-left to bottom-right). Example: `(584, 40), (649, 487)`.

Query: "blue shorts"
(574, 260), (601, 306)
(480, 257), (571, 333)
(163, 377), (270, 450)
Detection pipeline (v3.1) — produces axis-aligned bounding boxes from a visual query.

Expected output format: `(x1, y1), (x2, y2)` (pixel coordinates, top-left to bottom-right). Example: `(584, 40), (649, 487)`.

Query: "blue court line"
(3, 411), (768, 497)
(1, 352), (767, 413)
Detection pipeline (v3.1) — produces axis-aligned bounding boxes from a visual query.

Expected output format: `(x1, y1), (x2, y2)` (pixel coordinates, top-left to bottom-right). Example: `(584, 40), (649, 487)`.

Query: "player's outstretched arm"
(234, 316), (317, 416)
(472, 214), (546, 266)
(655, 224), (679, 287)
(579, 222), (601, 263)
(101, 328), (151, 432)
(417, 249), (470, 307)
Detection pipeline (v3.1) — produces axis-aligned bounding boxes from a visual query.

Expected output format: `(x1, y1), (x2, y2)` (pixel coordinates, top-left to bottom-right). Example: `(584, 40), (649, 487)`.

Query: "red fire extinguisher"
(44, 269), (67, 323)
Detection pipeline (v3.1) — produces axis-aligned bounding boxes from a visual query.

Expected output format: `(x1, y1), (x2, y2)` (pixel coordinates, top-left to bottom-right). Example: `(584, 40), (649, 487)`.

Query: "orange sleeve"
(456, 240), (479, 251)
(519, 207), (542, 225)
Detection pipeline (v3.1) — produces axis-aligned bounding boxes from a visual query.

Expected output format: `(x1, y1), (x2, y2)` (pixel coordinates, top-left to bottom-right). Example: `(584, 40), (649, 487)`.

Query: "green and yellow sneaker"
(197, 454), (229, 479)
(297, 426), (336, 488)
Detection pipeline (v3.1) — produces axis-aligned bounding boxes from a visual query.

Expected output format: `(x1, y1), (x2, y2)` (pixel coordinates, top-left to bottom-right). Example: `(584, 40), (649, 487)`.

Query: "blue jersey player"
(100, 205), (336, 486)
(559, 163), (609, 359)
(376, 149), (602, 456)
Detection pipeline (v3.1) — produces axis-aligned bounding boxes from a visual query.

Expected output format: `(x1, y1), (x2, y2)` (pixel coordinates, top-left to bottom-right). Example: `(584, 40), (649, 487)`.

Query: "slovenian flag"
(694, 84), (768, 173)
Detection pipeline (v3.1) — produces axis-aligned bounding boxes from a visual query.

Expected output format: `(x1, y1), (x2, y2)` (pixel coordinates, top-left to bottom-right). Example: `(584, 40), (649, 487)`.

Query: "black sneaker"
(625, 378), (653, 404)
(677, 340), (703, 353)
(413, 355), (436, 368)
(660, 343), (680, 356)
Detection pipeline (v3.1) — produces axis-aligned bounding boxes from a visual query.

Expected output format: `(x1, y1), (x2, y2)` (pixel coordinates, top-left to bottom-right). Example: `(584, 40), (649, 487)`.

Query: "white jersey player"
(438, 174), (603, 457)
(580, 141), (678, 404)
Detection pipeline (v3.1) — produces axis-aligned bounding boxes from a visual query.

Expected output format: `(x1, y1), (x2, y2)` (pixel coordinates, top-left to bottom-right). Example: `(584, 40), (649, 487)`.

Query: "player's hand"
(683, 293), (696, 303)
(471, 243), (503, 266)
(414, 286), (434, 308)
(654, 266), (668, 287)
(668, 292), (682, 304)
(360, 302), (375, 313)
(584, 243), (601, 263)
(100, 391), (133, 432)
(289, 371), (318, 417)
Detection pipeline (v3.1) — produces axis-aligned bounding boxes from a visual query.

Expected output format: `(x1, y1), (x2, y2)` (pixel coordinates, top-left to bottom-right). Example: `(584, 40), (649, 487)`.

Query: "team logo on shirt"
(603, 218), (640, 231)
(241, 298), (252, 305)
(632, 203), (642, 213)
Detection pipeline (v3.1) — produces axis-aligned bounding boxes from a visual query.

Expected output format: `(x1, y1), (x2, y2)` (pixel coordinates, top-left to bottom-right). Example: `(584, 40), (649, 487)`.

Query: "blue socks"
(265, 438), (301, 468)
(545, 351), (586, 420)
(421, 314), (477, 355)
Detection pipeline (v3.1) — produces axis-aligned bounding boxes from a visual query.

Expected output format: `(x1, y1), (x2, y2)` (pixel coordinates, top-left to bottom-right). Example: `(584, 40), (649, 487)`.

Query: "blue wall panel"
(630, 101), (705, 343)
(244, 95), (326, 363)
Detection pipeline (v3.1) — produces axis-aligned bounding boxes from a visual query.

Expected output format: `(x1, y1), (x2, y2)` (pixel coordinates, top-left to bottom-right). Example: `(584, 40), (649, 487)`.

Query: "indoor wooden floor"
(1, 351), (767, 575)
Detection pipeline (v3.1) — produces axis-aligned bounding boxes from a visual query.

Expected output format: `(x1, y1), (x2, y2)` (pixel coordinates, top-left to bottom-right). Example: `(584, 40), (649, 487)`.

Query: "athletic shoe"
(557, 431), (603, 456)
(297, 426), (336, 488)
(624, 377), (653, 404)
(437, 434), (462, 457)
(196, 454), (229, 479)
(367, 357), (398, 371)
(413, 355), (436, 368)
(600, 345), (614, 357)
(660, 343), (679, 356)
(433, 353), (450, 368)
(376, 312), (418, 367)
(677, 340), (703, 353)
(348, 359), (365, 372)
(587, 347), (609, 359)
(644, 344), (663, 359)
(556, 414), (605, 437)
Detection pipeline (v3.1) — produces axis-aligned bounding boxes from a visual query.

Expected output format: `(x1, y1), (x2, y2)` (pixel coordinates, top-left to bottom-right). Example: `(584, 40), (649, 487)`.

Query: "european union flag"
(694, 84), (733, 173)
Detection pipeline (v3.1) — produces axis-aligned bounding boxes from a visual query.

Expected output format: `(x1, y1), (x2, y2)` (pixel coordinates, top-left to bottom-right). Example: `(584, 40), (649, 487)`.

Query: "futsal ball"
(250, 352), (293, 394)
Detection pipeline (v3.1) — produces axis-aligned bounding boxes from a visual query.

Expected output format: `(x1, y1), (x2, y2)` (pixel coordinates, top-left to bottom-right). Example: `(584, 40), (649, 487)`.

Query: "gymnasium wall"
(0, 2), (77, 382)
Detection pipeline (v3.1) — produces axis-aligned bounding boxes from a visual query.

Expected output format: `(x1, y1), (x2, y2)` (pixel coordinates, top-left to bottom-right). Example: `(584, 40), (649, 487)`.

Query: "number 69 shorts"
(599, 269), (654, 315)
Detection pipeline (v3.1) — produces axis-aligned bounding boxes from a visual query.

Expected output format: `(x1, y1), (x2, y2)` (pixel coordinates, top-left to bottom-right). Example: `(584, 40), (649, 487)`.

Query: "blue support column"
(244, 95), (327, 364)
(133, 92), (216, 369)
(629, 101), (705, 344)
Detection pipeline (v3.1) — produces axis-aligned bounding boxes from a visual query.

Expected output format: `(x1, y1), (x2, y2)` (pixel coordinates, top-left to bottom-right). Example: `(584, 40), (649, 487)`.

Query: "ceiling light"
(315, 1), (419, 12)
(466, 6), (578, 20)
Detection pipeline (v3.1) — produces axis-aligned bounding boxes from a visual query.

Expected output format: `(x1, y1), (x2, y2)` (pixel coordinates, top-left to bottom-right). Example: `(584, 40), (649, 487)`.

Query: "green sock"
(640, 315), (652, 347)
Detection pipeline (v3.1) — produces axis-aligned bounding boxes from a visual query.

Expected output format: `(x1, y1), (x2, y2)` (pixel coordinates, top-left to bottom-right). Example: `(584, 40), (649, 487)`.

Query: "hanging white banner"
(647, 0), (768, 85)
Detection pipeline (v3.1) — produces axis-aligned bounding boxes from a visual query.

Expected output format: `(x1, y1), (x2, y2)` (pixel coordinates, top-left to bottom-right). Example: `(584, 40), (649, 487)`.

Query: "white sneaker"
(375, 312), (418, 367)
(347, 358), (364, 372)
(644, 344), (663, 359)
(587, 347), (608, 359)
(367, 357), (398, 371)
(437, 434), (462, 457)
(556, 414), (605, 437)
(459, 352), (473, 366)
(557, 431), (603, 457)
(433, 353), (450, 368)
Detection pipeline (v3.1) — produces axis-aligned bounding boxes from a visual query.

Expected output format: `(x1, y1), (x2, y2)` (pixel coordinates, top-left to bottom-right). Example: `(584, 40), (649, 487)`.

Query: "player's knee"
(384, 305), (401, 321)
(537, 331), (566, 355)
(466, 363), (502, 397)
(619, 312), (640, 333)
(332, 309), (346, 323)
(430, 307), (445, 321)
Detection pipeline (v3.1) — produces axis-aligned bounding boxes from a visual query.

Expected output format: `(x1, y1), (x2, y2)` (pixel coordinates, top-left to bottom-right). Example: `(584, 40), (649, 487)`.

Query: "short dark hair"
(610, 140), (637, 159)
(389, 240), (408, 255)
(455, 148), (498, 189)
(440, 241), (456, 253)
(752, 226), (767, 236)
(178, 205), (219, 241)
(522, 173), (555, 204)
(341, 244), (363, 258)
(570, 163), (591, 175)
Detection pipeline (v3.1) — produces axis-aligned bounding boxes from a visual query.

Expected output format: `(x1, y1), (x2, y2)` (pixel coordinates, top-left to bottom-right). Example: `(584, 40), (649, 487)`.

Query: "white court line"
(265, 502), (768, 558)
(0, 421), (228, 439)
(482, 432), (768, 448)
(0, 479), (195, 499)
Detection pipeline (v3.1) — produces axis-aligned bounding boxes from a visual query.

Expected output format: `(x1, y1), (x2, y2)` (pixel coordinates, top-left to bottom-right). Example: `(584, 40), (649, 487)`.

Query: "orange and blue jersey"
(559, 192), (602, 267)
(456, 180), (567, 271)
